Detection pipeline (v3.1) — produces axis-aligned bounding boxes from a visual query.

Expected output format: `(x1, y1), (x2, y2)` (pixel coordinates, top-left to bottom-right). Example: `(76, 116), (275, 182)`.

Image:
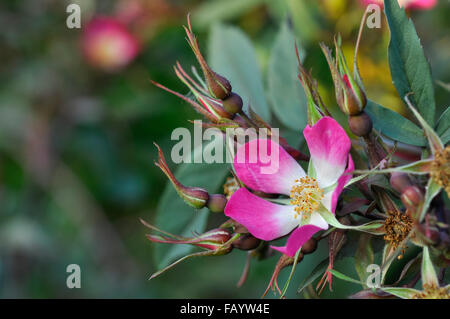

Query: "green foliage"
(268, 22), (308, 132)
(153, 141), (229, 268)
(208, 24), (270, 121)
(365, 100), (427, 146)
(385, 0), (436, 125)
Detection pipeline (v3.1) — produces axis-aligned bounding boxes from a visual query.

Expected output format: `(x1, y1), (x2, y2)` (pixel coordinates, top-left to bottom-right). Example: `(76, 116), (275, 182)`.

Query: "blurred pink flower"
(82, 17), (140, 71)
(360, 0), (437, 10)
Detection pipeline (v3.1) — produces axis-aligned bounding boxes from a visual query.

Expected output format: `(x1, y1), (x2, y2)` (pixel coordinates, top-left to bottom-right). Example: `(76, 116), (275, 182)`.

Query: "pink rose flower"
(360, 0), (437, 10)
(225, 117), (354, 257)
(82, 17), (140, 71)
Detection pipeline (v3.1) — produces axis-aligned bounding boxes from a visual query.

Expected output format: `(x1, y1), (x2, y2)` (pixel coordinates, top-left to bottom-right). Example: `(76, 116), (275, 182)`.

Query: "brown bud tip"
(207, 72), (232, 100)
(301, 237), (318, 255)
(232, 233), (261, 251)
(222, 92), (243, 115)
(401, 185), (424, 208)
(206, 194), (227, 213)
(390, 172), (412, 193)
(348, 111), (372, 137)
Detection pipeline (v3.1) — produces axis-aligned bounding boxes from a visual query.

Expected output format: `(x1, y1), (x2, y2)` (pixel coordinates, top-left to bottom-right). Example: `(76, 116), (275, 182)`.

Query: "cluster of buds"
(151, 16), (248, 129)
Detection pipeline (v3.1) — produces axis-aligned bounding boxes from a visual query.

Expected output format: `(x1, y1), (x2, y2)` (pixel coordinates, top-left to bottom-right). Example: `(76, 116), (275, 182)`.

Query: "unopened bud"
(320, 37), (367, 116)
(222, 92), (243, 115)
(232, 233), (261, 251)
(401, 185), (424, 211)
(207, 72), (232, 100)
(348, 111), (372, 136)
(390, 172), (412, 193)
(302, 237), (318, 254)
(154, 143), (209, 209)
(207, 194), (227, 213)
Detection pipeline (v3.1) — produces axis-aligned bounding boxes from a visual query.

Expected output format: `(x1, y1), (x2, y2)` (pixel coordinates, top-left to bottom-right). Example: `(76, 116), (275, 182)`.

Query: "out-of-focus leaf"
(436, 106), (450, 144)
(192, 0), (265, 29)
(287, 0), (321, 43)
(208, 24), (270, 121)
(153, 140), (229, 268)
(365, 100), (426, 146)
(384, 0), (435, 125)
(297, 257), (329, 294)
(267, 22), (307, 131)
(354, 234), (374, 287)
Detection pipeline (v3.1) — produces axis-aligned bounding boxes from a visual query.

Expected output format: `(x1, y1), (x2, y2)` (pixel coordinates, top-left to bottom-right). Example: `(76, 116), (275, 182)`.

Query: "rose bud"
(348, 111), (373, 137)
(145, 227), (232, 251)
(321, 36), (367, 116)
(184, 15), (232, 100)
(232, 233), (261, 251)
(401, 185), (424, 211)
(154, 143), (209, 209)
(207, 194), (227, 213)
(82, 17), (140, 71)
(222, 92), (243, 115)
(390, 172), (412, 193)
(301, 237), (318, 255)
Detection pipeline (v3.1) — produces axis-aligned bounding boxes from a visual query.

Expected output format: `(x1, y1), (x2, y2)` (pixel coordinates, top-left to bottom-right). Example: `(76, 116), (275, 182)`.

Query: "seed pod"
(348, 111), (372, 137)
(302, 237), (318, 254)
(207, 194), (227, 213)
(222, 92), (243, 115)
(232, 233), (261, 250)
(390, 172), (412, 193)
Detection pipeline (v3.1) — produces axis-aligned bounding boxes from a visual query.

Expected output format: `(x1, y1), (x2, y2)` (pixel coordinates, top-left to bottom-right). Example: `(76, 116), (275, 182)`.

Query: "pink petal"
(408, 0), (437, 10)
(233, 139), (305, 195)
(331, 155), (354, 213)
(271, 225), (322, 257)
(303, 117), (351, 188)
(359, 0), (437, 10)
(321, 155), (354, 214)
(224, 188), (299, 241)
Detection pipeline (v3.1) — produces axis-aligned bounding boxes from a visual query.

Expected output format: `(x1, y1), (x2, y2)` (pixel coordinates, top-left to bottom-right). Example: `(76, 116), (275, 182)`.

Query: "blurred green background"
(0, 0), (448, 298)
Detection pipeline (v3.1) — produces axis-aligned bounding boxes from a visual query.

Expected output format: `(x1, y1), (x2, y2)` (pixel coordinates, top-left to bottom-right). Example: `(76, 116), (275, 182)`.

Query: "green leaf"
(419, 178), (442, 222)
(154, 141), (229, 268)
(192, 0), (265, 29)
(329, 269), (364, 285)
(355, 234), (374, 287)
(436, 106), (450, 144)
(421, 246), (439, 287)
(318, 204), (385, 235)
(381, 287), (419, 299)
(208, 24), (270, 121)
(267, 22), (307, 131)
(384, 0), (436, 125)
(365, 100), (426, 147)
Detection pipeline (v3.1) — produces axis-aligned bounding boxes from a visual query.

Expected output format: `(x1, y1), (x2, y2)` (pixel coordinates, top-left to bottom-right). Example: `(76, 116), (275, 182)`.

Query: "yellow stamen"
(383, 210), (413, 259)
(430, 146), (450, 197)
(224, 177), (239, 200)
(290, 176), (324, 220)
(412, 284), (450, 299)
